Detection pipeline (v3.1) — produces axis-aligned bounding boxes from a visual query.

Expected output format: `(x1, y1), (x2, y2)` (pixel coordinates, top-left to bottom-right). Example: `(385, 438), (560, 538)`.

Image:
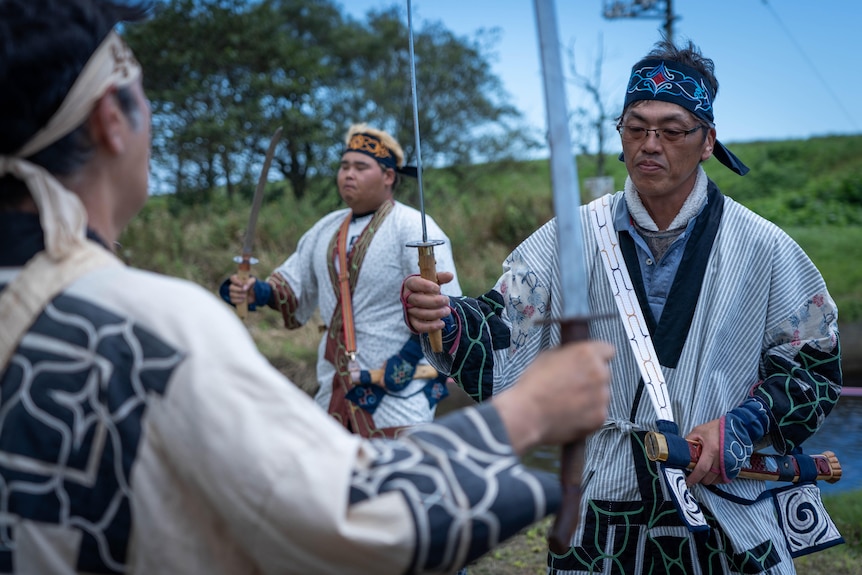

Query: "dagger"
(404, 0), (445, 352)
(533, 0), (592, 554)
(233, 126), (283, 320)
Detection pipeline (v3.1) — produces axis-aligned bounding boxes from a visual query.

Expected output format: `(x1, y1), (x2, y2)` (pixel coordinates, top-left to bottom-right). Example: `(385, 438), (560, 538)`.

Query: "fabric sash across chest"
(336, 213), (359, 359)
(0, 241), (121, 370)
(323, 201), (404, 438)
(588, 194), (707, 530)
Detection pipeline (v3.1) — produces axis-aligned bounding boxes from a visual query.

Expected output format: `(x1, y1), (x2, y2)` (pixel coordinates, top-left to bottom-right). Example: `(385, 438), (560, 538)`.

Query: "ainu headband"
(624, 58), (749, 176)
(343, 132), (418, 178)
(0, 30), (143, 259)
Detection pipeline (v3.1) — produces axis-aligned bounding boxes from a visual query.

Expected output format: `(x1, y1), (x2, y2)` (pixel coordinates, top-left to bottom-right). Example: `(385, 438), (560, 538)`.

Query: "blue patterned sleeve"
(349, 403), (559, 574)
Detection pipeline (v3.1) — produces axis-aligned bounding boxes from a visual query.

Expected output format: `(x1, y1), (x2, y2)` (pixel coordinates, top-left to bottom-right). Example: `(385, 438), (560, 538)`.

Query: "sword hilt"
(548, 316), (591, 554)
(233, 254), (258, 321)
(407, 239), (445, 353)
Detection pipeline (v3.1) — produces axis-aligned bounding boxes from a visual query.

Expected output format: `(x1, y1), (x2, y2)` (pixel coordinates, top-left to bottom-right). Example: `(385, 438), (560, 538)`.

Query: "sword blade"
(534, 0), (591, 554)
(242, 126), (283, 257)
(535, 0), (589, 320)
(406, 0), (444, 351)
(406, 0), (428, 242)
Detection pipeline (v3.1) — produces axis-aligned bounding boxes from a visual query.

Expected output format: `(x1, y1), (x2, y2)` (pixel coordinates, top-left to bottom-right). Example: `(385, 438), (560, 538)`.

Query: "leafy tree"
(566, 34), (619, 178)
(344, 7), (537, 171)
(126, 0), (532, 201)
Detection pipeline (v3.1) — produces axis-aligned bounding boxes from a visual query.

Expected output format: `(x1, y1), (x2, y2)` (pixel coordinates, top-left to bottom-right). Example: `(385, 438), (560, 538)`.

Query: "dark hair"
(641, 38), (718, 97)
(0, 0), (151, 205)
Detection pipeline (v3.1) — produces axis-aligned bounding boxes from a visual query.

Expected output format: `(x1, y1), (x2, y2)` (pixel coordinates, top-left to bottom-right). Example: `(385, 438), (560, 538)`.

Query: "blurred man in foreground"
(0, 1), (615, 572)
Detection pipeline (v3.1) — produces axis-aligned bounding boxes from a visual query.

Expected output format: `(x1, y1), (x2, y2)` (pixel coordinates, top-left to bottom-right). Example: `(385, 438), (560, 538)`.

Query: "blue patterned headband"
(624, 59), (749, 176)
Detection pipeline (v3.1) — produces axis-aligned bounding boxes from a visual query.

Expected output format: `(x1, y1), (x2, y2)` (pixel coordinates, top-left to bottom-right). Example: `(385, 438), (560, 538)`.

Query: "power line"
(761, 0), (859, 132)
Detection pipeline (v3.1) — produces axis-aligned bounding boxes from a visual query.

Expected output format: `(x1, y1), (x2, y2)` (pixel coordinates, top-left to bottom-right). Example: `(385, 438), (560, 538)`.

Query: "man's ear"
(383, 167), (396, 186)
(88, 88), (126, 154)
(701, 127), (717, 162)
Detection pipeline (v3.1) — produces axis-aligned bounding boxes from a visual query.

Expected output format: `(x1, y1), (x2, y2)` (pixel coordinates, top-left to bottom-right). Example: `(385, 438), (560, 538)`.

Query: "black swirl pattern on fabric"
(756, 342), (842, 453)
(446, 291), (510, 402)
(0, 291), (182, 573)
(349, 403), (558, 573)
(549, 432), (784, 574)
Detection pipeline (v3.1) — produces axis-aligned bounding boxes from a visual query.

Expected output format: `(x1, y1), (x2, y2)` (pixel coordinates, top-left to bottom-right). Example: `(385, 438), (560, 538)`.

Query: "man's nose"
(642, 130), (664, 150)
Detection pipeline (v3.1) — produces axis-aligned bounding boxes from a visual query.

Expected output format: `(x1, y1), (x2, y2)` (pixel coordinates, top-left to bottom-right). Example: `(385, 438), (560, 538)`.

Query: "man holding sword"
(223, 123), (462, 438)
(0, 0), (620, 572)
(403, 38), (843, 574)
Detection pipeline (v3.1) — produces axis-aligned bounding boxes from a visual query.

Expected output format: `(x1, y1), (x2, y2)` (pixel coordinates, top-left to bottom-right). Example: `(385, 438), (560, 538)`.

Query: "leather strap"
(335, 213), (358, 359)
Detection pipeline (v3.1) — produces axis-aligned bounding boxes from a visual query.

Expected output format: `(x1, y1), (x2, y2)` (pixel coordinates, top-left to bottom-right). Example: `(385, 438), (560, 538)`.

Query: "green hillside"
(123, 134), (862, 324)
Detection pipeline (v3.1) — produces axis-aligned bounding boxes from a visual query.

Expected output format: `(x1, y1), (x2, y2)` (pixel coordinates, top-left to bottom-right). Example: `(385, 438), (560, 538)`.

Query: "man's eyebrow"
(625, 109), (692, 123)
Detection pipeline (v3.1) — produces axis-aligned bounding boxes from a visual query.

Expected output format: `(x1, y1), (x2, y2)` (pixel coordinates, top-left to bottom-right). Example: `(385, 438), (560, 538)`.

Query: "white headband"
(0, 30), (142, 260)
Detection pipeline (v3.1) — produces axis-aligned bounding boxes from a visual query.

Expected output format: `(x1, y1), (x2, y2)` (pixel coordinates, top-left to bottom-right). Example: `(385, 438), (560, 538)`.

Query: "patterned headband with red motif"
(624, 59), (749, 176)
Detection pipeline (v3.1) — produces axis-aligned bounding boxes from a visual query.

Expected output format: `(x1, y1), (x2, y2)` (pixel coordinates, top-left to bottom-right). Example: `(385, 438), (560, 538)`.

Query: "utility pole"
(602, 0), (676, 43)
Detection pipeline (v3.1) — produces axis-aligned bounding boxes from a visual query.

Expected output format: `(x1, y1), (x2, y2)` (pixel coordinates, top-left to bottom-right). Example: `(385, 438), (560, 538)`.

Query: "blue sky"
(342, 0), (861, 150)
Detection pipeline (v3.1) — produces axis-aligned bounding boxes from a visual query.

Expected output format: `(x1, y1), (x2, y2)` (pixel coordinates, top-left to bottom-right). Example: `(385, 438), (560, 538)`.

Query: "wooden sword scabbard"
(645, 431), (842, 483)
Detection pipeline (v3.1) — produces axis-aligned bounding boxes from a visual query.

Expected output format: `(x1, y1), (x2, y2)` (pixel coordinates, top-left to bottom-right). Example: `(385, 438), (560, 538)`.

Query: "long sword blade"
(534, 0), (591, 553)
(535, 0), (588, 320)
(406, 0), (428, 243)
(405, 0), (444, 352)
(235, 126), (283, 320)
(242, 126), (283, 257)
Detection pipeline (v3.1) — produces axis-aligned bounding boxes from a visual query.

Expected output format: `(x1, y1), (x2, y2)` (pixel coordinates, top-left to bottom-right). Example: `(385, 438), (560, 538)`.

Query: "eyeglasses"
(616, 124), (706, 143)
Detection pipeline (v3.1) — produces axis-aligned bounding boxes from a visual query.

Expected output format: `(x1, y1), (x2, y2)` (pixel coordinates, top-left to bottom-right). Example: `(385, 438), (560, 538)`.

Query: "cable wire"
(761, 0), (859, 131)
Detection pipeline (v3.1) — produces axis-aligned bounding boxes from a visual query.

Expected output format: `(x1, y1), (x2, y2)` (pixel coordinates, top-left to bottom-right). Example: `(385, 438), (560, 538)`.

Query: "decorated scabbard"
(644, 431), (842, 484)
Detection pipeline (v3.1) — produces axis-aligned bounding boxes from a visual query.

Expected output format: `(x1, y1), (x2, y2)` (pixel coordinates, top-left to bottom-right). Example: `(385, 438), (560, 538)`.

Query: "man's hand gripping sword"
(233, 127), (282, 320)
(645, 431), (843, 484)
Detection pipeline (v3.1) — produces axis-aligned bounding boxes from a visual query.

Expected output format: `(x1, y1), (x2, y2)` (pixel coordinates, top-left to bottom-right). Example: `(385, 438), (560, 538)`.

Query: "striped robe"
(424, 183), (842, 574)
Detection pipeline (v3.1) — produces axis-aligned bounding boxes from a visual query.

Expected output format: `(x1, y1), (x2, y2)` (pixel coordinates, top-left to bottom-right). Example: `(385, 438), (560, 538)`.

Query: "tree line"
(126, 0), (538, 201)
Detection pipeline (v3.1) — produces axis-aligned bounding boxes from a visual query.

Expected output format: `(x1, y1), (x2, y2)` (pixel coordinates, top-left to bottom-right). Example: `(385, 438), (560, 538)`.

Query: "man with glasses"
(402, 39), (842, 574)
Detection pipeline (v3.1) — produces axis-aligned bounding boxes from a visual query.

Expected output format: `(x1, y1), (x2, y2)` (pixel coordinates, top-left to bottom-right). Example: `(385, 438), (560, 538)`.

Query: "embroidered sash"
(323, 201), (405, 438)
(588, 195), (707, 531)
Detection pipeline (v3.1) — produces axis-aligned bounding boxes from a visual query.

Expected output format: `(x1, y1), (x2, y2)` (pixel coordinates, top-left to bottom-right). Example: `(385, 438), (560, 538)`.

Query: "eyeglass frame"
(616, 124), (708, 143)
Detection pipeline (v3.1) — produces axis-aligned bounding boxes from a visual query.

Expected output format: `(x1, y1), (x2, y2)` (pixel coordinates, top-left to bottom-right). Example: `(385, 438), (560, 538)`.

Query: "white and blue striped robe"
(425, 183), (842, 574)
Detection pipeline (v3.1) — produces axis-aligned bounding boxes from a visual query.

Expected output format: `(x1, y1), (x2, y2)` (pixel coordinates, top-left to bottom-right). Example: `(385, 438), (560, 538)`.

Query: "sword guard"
(405, 239), (445, 248)
(233, 255), (259, 266)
